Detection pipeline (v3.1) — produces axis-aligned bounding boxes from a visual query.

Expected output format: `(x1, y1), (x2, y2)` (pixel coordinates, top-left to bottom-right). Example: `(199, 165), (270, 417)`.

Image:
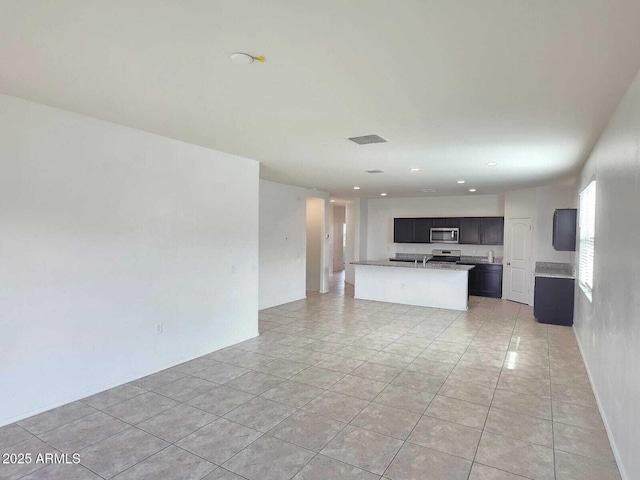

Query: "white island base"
(353, 263), (471, 311)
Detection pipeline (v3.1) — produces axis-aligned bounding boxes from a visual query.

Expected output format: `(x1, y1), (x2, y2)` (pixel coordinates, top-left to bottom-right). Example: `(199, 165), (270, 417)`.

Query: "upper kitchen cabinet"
(553, 208), (577, 251)
(459, 217), (481, 244)
(480, 217), (504, 245)
(432, 217), (460, 228)
(394, 218), (432, 243)
(393, 218), (415, 243)
(413, 218), (432, 243)
(393, 216), (504, 244)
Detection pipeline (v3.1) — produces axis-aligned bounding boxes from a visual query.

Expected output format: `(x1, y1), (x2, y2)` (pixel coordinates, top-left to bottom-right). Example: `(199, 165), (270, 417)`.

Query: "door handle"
(507, 262), (511, 265)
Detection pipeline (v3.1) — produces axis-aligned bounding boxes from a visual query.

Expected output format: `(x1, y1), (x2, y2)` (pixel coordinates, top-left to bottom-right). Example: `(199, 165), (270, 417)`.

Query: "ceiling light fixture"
(410, 168), (420, 172)
(330, 199), (335, 203)
(486, 162), (498, 166)
(353, 186), (361, 190)
(230, 53), (266, 65)
(380, 193), (387, 196)
(469, 188), (477, 192)
(457, 180), (465, 184)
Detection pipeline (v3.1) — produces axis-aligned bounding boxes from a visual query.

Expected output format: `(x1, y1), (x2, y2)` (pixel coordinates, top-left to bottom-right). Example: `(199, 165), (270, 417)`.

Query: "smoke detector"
(230, 53), (266, 65)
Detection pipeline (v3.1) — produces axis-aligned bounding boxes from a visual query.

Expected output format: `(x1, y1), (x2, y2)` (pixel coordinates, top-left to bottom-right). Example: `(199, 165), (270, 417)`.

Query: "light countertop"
(390, 254), (503, 266)
(535, 262), (576, 279)
(352, 260), (475, 271)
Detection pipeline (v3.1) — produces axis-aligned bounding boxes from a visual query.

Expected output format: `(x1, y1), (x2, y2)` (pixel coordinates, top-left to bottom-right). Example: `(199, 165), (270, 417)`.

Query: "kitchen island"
(351, 260), (475, 311)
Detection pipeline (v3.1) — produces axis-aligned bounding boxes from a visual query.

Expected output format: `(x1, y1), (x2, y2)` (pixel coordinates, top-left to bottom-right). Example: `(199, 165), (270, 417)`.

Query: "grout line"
(548, 322), (558, 480)
(14, 294), (536, 480)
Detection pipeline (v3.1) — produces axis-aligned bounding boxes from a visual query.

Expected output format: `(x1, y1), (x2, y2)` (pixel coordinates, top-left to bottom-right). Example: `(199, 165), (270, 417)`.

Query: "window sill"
(579, 281), (593, 302)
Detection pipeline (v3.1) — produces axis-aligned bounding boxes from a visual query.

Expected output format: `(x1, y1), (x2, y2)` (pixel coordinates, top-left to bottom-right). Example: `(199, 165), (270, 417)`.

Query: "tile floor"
(1, 274), (621, 480)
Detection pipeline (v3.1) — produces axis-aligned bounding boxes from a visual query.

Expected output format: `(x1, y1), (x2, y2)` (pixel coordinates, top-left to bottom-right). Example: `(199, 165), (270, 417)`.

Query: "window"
(578, 180), (596, 301)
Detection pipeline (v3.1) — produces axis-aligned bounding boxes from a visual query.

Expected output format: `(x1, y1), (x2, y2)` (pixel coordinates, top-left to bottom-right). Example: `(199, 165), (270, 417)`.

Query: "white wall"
(306, 197), (324, 291)
(258, 180), (308, 309)
(535, 185), (578, 263)
(502, 185), (577, 305)
(307, 198), (324, 292)
(332, 205), (346, 272)
(573, 69), (640, 480)
(259, 182), (330, 308)
(366, 195), (505, 259)
(355, 198), (369, 261)
(344, 201), (356, 284)
(0, 94), (259, 426)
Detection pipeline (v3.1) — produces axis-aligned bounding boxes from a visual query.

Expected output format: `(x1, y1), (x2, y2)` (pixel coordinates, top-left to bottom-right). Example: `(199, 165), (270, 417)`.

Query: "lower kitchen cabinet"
(464, 263), (503, 298)
(534, 276), (575, 326)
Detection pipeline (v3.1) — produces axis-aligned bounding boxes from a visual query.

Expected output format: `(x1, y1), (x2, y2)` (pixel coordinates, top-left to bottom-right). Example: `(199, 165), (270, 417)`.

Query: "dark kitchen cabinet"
(480, 217), (504, 245)
(431, 217), (460, 228)
(553, 209), (577, 251)
(463, 263), (503, 298)
(393, 216), (504, 245)
(413, 218), (432, 243)
(479, 266), (503, 297)
(534, 276), (575, 326)
(467, 267), (480, 295)
(393, 218), (415, 243)
(459, 218), (481, 244)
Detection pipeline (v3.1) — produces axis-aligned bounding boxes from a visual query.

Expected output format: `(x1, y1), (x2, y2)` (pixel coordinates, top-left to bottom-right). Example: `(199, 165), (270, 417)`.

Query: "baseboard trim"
(572, 326), (628, 480)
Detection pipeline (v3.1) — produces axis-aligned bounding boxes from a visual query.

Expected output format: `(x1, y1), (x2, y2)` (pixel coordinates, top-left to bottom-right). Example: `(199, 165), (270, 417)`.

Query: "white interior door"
(505, 217), (532, 304)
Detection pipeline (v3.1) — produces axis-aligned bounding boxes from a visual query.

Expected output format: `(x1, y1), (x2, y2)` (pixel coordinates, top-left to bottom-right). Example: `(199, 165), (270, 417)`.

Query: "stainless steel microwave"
(430, 227), (459, 244)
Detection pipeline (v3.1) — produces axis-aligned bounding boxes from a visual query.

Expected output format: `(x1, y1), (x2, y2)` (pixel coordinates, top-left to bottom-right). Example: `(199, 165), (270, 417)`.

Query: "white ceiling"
(2, 1), (640, 198)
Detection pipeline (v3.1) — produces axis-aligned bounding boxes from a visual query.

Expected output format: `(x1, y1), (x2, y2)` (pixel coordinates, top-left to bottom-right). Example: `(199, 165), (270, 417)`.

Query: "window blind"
(579, 181), (596, 300)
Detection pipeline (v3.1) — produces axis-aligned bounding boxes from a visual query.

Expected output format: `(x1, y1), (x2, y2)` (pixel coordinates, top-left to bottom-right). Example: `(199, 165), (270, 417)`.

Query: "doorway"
(504, 217), (533, 304)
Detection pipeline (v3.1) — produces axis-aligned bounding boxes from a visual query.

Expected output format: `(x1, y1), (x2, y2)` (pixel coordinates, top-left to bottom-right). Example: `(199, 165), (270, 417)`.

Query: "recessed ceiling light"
(469, 188), (477, 192)
(410, 168), (420, 172)
(353, 186), (360, 190)
(486, 162), (498, 166)
(380, 193), (387, 196)
(330, 199), (335, 203)
(457, 180), (465, 184)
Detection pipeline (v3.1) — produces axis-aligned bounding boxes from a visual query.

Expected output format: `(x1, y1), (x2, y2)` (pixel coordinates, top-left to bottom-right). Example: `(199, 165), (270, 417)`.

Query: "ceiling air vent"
(348, 134), (388, 145)
(365, 169), (385, 174)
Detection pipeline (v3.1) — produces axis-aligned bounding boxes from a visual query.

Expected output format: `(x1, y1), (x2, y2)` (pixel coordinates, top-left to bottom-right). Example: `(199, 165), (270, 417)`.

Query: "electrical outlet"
(156, 323), (163, 334)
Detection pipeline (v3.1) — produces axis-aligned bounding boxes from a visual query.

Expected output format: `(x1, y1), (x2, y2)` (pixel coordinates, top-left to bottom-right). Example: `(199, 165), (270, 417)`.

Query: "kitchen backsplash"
(394, 243), (504, 258)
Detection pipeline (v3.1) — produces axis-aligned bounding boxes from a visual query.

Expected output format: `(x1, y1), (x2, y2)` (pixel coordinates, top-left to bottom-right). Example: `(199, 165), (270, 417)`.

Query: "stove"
(427, 249), (461, 264)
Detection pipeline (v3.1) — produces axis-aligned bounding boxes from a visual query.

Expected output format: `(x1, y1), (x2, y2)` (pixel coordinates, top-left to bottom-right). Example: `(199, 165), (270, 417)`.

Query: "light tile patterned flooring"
(1, 275), (621, 480)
